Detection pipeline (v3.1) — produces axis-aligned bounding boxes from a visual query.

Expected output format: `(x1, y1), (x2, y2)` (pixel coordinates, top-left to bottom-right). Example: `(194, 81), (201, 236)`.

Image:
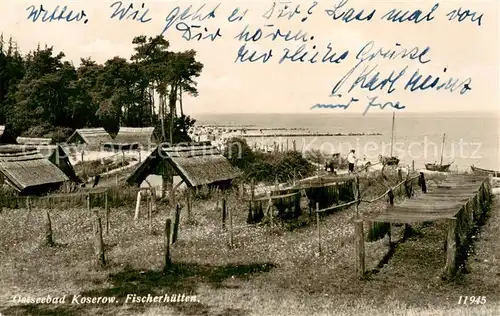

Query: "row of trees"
(0, 35), (203, 142)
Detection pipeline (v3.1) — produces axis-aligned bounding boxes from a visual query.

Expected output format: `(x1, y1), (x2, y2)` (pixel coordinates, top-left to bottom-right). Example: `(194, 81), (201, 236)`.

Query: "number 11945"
(458, 296), (486, 304)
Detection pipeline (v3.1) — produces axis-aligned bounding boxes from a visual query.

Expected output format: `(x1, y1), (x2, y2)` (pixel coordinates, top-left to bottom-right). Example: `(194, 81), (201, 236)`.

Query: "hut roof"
(108, 127), (155, 147)
(127, 142), (240, 188)
(66, 128), (112, 147)
(16, 137), (52, 145)
(0, 145), (69, 193)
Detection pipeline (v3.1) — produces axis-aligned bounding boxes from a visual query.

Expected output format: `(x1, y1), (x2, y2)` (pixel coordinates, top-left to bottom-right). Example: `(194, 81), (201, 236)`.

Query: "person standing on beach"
(347, 149), (356, 173)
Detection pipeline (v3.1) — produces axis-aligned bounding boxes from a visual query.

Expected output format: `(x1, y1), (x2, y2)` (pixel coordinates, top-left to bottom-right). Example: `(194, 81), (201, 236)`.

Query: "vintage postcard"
(0, 0), (498, 315)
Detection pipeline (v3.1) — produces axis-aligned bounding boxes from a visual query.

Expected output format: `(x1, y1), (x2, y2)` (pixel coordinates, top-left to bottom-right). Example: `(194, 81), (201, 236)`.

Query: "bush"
(223, 137), (314, 184)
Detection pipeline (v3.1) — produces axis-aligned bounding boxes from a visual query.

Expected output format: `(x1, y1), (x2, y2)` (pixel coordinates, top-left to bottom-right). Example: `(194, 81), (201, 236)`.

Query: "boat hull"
(471, 165), (499, 177)
(425, 163), (452, 172)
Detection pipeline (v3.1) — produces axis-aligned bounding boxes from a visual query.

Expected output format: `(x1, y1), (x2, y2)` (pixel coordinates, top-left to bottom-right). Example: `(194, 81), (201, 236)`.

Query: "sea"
(195, 112), (500, 172)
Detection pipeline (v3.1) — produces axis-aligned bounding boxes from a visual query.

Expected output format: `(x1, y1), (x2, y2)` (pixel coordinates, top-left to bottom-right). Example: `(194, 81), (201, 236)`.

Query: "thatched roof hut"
(104, 127), (156, 150)
(16, 137), (52, 145)
(66, 128), (112, 149)
(0, 145), (70, 195)
(127, 142), (240, 189)
(39, 145), (82, 184)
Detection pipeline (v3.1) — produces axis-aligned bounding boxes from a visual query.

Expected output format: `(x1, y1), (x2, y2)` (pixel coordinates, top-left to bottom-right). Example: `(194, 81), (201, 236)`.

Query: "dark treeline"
(0, 34), (203, 143)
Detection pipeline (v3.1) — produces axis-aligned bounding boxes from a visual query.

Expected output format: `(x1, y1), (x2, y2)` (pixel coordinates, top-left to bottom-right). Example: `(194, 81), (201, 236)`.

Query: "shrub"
(223, 138), (314, 184)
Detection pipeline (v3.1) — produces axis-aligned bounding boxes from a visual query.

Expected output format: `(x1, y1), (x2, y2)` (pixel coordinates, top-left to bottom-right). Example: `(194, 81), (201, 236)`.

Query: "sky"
(1, 0), (499, 115)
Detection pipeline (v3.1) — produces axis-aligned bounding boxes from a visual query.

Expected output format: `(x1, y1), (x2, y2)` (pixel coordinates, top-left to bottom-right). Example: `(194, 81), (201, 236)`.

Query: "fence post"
(186, 188), (192, 222)
(86, 194), (91, 213)
(316, 202), (321, 255)
(444, 217), (457, 279)
(388, 189), (394, 206)
(412, 160), (415, 172)
(93, 211), (106, 268)
(104, 191), (109, 234)
(163, 218), (172, 272)
(354, 218), (365, 278)
(222, 197), (227, 229)
(228, 203), (234, 248)
(134, 190), (142, 221)
(419, 172), (427, 193)
(148, 191), (153, 233)
(172, 204), (181, 243)
(45, 210), (54, 247)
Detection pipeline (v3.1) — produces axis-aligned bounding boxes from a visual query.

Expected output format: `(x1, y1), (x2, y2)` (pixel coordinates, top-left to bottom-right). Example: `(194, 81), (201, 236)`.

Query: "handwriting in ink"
(311, 95), (358, 110)
(279, 43), (349, 64)
(404, 68), (472, 95)
(325, 0), (376, 23)
(446, 7), (483, 26)
(26, 5), (88, 23)
(363, 96), (405, 115)
(160, 3), (220, 36)
(227, 7), (248, 23)
(356, 41), (431, 65)
(235, 25), (310, 43)
(381, 3), (439, 23)
(235, 44), (273, 63)
(175, 23), (222, 41)
(349, 65), (408, 94)
(109, 1), (151, 23)
(263, 1), (299, 20)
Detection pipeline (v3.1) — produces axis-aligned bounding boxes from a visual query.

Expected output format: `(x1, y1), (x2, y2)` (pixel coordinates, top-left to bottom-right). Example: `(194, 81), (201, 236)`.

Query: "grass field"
(0, 174), (498, 316)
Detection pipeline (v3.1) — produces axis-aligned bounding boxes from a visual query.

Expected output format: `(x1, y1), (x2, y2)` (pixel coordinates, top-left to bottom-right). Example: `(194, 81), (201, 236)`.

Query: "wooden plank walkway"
(363, 174), (489, 224)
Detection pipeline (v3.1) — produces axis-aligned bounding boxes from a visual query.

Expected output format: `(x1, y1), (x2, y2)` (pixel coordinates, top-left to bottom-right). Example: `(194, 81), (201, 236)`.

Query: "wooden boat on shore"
(425, 133), (452, 172)
(471, 165), (499, 177)
(425, 162), (453, 172)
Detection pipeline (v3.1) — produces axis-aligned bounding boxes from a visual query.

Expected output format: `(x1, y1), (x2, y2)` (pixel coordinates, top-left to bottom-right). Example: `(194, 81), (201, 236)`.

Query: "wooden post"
(316, 203), (321, 255)
(398, 168), (403, 182)
(352, 177), (359, 216)
(93, 212), (106, 267)
(445, 217), (457, 278)
(163, 218), (172, 272)
(172, 204), (181, 243)
(292, 140), (296, 151)
(222, 198), (227, 229)
(419, 172), (427, 193)
(250, 179), (255, 201)
(412, 160), (415, 171)
(104, 191), (109, 234)
(45, 210), (54, 247)
(388, 189), (394, 206)
(186, 189), (192, 222)
(286, 139), (289, 151)
(354, 219), (365, 277)
(148, 191), (152, 233)
(86, 194), (91, 213)
(228, 203), (234, 248)
(134, 190), (141, 221)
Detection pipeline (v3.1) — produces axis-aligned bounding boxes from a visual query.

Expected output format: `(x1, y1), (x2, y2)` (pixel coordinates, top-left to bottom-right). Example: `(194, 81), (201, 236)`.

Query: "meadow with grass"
(0, 167), (498, 316)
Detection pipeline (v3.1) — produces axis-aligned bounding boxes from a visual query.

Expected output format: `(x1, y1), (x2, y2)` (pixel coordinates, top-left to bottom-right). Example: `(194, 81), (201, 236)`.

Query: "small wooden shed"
(66, 128), (112, 149)
(127, 142), (240, 190)
(0, 145), (71, 195)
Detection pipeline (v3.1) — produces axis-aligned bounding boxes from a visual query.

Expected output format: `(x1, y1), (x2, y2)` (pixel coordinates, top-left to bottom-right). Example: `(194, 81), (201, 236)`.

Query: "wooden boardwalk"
(363, 174), (489, 224)
(357, 173), (493, 279)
